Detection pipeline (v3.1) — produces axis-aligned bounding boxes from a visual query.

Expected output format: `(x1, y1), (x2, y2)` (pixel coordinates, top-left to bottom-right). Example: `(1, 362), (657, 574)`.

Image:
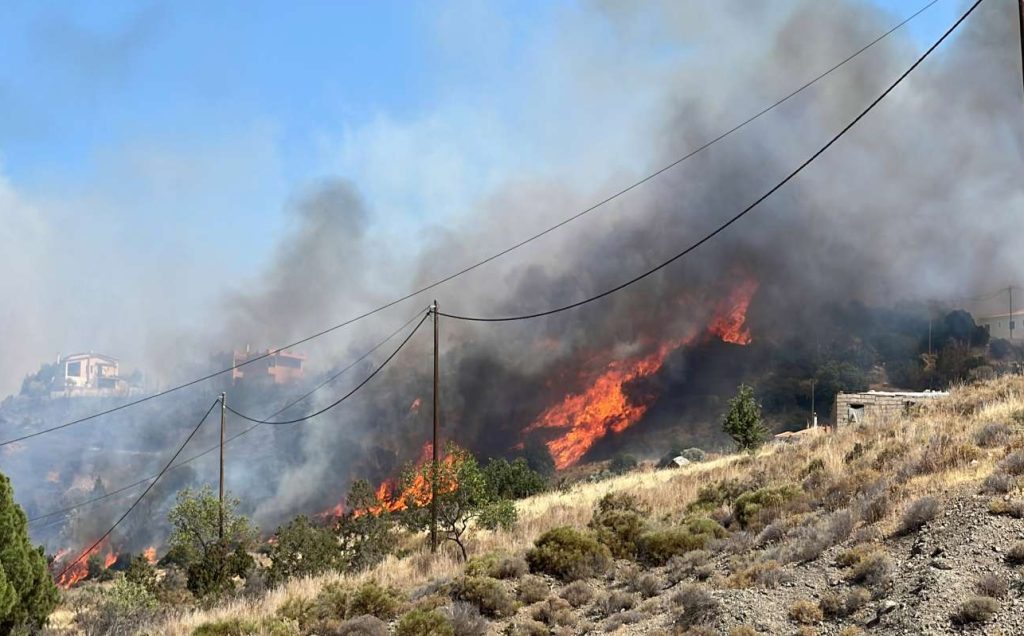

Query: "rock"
(930, 558), (953, 570)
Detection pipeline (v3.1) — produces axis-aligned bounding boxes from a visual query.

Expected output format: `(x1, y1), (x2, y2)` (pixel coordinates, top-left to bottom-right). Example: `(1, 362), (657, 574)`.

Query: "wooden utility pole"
(1018, 0), (1024, 98)
(430, 301), (440, 553)
(219, 391), (226, 541)
(1010, 285), (1015, 341)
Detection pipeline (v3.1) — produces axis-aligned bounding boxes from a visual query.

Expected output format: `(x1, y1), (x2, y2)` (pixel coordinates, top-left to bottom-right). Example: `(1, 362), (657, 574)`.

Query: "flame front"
(708, 279), (759, 345)
(527, 279), (758, 469)
(54, 540), (118, 588)
(143, 546), (157, 565)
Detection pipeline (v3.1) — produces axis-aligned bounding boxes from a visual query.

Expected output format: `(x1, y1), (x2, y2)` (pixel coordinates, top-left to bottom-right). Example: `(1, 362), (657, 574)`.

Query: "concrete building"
(52, 353), (129, 397)
(231, 348), (306, 385)
(976, 310), (1022, 341)
(833, 390), (948, 427)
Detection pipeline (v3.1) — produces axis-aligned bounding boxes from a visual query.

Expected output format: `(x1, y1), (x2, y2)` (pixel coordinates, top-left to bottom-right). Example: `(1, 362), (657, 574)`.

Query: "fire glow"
(54, 540), (118, 588)
(528, 280), (759, 469)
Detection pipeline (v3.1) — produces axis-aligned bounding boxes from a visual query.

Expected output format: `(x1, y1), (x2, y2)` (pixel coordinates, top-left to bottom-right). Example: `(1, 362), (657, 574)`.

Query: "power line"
(0, 0), (941, 448)
(225, 310), (430, 425)
(28, 310), (427, 525)
(52, 399), (219, 582)
(438, 0), (983, 323)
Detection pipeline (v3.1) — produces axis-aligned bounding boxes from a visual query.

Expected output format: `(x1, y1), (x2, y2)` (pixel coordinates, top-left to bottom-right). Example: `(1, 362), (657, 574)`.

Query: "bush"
(729, 627), (758, 636)
(666, 550), (711, 584)
(633, 573), (663, 598)
(915, 434), (982, 475)
(335, 615), (389, 636)
(975, 574), (1008, 599)
(192, 617), (298, 636)
(531, 596), (574, 627)
(672, 584), (719, 629)
(596, 590), (635, 616)
(347, 581), (401, 620)
(976, 422), (1012, 448)
(509, 619), (548, 636)
(681, 448), (708, 463)
(526, 527), (611, 581)
(788, 599), (822, 625)
(951, 596), (999, 625)
(726, 559), (787, 589)
(988, 498), (1024, 518)
(482, 457), (547, 500)
(847, 551), (894, 594)
(185, 540), (254, 599)
(464, 553), (500, 578)
(1005, 541), (1024, 565)
(898, 496), (941, 535)
(452, 576), (516, 618)
(603, 610), (646, 631)
(777, 509), (855, 564)
(517, 575), (549, 604)
(445, 602), (487, 636)
(395, 608), (455, 636)
(589, 507), (647, 559)
(125, 553), (158, 591)
(559, 581), (594, 608)
(983, 472), (1016, 494)
(819, 587), (870, 618)
(493, 556), (528, 580)
(722, 384), (770, 451)
(608, 454), (639, 475)
(268, 515), (343, 585)
(637, 517), (726, 566)
(999, 451), (1024, 476)
(732, 485), (802, 529)
(0, 472), (59, 632)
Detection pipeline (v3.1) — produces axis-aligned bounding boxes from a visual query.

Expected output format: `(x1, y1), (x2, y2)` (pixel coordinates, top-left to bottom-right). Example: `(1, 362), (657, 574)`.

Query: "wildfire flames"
(143, 546), (157, 565)
(528, 280), (758, 469)
(708, 279), (759, 345)
(54, 539), (118, 588)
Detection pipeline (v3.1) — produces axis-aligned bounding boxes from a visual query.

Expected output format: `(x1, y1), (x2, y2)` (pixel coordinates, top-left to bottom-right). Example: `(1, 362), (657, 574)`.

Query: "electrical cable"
(438, 0), (984, 323)
(28, 309), (427, 524)
(1, 0), (941, 448)
(225, 309), (430, 425)
(52, 399), (219, 582)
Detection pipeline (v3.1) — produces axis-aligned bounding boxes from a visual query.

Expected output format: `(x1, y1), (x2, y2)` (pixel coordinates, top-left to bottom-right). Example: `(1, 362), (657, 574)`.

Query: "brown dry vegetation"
(51, 376), (1024, 634)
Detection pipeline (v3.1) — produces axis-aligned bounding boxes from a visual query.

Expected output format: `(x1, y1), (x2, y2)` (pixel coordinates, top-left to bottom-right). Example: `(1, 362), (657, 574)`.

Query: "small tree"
(722, 384), (769, 451)
(402, 444), (516, 560)
(167, 486), (258, 597)
(482, 457), (547, 500)
(268, 515), (343, 584)
(336, 479), (397, 571)
(0, 471), (59, 632)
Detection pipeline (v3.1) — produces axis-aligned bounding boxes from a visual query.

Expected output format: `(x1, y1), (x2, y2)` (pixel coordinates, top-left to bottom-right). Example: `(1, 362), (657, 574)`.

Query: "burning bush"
(400, 444), (517, 561)
(526, 527), (611, 581)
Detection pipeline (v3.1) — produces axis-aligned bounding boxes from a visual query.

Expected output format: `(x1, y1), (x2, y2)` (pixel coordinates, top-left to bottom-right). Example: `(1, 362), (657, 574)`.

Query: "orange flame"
(353, 443), (460, 517)
(143, 546), (157, 565)
(527, 279), (758, 469)
(707, 279), (759, 345)
(54, 540), (118, 588)
(409, 397), (422, 413)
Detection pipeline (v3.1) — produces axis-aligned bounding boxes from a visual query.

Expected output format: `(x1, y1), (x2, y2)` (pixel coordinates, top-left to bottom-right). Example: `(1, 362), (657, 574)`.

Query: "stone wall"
(833, 391), (948, 427)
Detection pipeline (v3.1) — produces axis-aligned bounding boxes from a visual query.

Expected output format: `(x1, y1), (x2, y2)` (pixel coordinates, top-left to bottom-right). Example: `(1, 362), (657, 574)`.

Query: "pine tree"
(722, 384), (770, 451)
(0, 471), (59, 632)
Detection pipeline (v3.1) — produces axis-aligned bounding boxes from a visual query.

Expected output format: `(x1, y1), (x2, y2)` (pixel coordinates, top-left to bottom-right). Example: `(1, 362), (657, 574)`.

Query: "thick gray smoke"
(4, 0), (1024, 552)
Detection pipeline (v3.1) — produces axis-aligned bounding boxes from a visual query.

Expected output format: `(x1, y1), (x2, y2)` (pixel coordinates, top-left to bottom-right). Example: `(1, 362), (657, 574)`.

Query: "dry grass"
(154, 376), (1024, 635)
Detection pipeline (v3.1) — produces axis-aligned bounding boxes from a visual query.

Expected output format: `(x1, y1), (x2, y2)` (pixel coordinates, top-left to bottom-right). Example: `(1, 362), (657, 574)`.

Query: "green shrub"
(347, 581), (401, 619)
(482, 457), (547, 500)
(608, 454), (639, 475)
(395, 608), (455, 636)
(589, 508), (647, 559)
(531, 596), (575, 627)
(951, 596), (999, 625)
(452, 576), (516, 618)
(268, 515), (343, 584)
(688, 478), (755, 514)
(732, 485), (802, 529)
(559, 581), (594, 608)
(185, 541), (254, 599)
(516, 575), (549, 604)
(335, 615), (389, 636)
(722, 384), (770, 451)
(125, 553), (158, 591)
(192, 617), (298, 636)
(636, 517), (726, 566)
(464, 553), (500, 578)
(526, 527), (611, 581)
(0, 472), (59, 632)
(672, 584), (719, 629)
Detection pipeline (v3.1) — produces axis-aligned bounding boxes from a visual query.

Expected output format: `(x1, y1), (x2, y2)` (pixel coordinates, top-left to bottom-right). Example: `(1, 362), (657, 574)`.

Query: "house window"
(67, 361), (82, 377)
(847, 404), (864, 424)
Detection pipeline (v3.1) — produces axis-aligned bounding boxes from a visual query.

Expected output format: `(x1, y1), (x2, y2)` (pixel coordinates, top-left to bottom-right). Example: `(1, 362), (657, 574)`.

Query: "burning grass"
(85, 375), (1024, 634)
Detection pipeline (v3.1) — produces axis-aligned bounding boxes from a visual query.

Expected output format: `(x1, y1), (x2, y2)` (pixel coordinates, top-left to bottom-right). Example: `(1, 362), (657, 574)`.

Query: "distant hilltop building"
(51, 352), (135, 398)
(976, 310), (1021, 341)
(231, 347), (306, 386)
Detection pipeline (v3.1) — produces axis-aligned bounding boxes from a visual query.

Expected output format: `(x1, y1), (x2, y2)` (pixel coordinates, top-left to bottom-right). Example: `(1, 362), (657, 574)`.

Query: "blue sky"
(0, 0), (972, 394)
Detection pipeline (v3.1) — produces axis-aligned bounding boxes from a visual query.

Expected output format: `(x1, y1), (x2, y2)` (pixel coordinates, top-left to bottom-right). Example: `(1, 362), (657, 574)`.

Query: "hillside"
(47, 375), (1024, 635)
